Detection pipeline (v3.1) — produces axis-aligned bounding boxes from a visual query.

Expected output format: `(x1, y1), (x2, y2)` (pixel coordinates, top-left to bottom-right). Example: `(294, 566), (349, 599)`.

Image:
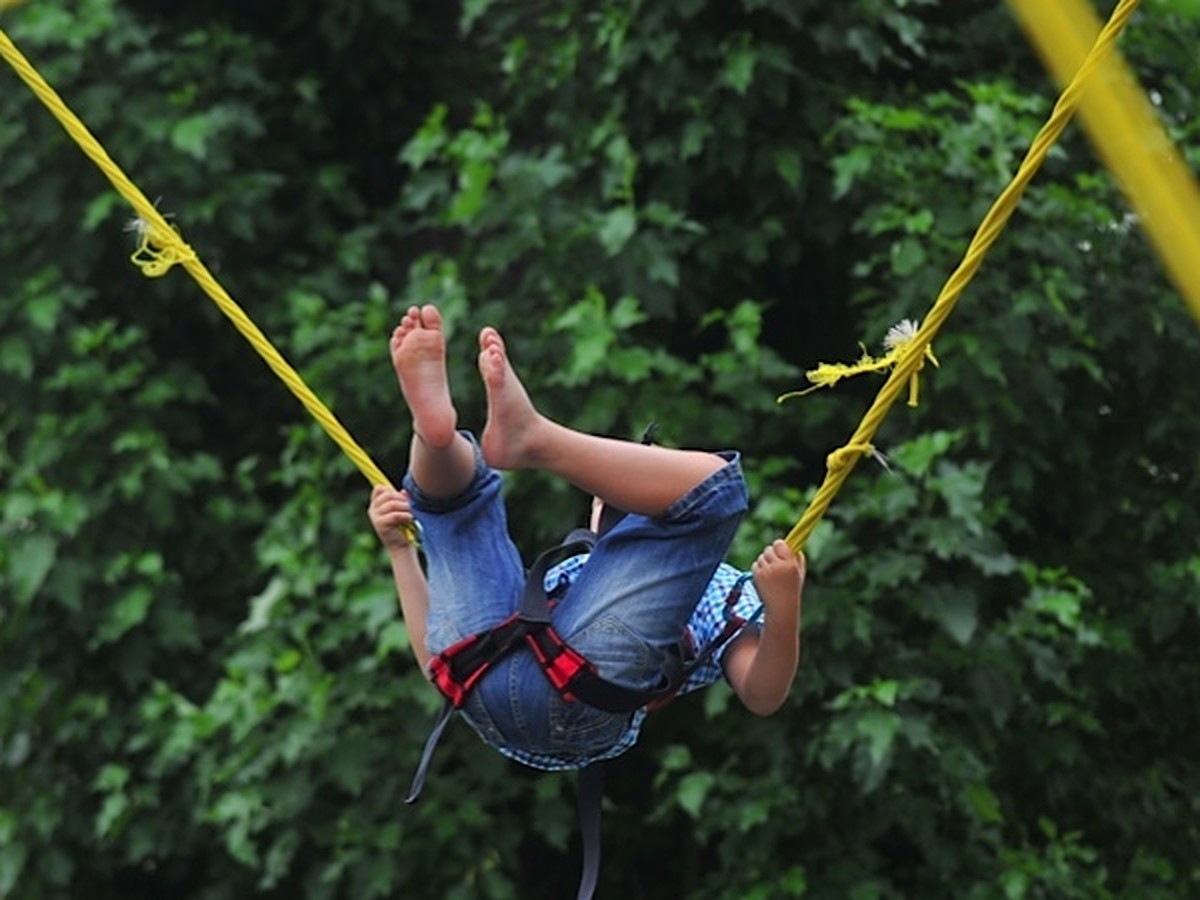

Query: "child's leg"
(391, 305), (476, 499)
(550, 457), (748, 689)
(403, 438), (526, 648)
(392, 306), (525, 647)
(477, 327), (727, 515)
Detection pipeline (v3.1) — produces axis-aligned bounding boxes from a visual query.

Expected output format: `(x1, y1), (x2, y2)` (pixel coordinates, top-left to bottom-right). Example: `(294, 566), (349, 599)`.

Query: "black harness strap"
(645, 572), (756, 712)
(406, 532), (631, 900)
(407, 533), (660, 793)
(575, 762), (607, 900)
(404, 699), (454, 805)
(405, 489), (759, 899)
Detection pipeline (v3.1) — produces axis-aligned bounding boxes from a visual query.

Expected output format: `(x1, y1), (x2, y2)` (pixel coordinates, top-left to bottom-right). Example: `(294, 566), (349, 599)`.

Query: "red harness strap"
(424, 528), (673, 717)
(426, 612), (527, 708)
(408, 530), (757, 900)
(524, 625), (595, 701)
(427, 611), (648, 713)
(426, 556), (758, 716)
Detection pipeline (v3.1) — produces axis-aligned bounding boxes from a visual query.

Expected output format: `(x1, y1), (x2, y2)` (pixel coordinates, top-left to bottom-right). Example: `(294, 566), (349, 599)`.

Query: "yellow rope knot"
(889, 319), (941, 407)
(826, 443), (877, 475)
(127, 217), (197, 278)
(777, 319), (940, 409)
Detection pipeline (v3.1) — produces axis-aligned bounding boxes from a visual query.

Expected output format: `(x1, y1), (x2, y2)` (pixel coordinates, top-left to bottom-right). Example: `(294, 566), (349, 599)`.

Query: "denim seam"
(661, 452), (745, 521)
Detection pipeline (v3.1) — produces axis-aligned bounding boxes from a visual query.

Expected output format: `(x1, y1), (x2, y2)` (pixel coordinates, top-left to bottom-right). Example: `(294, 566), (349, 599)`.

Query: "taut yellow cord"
(782, 0), (1142, 555)
(0, 26), (415, 543)
(0, 0), (1171, 557)
(1009, 0), (1200, 332)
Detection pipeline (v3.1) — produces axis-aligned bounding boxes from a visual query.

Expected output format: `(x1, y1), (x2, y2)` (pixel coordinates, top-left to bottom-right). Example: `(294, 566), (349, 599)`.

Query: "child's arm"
(368, 486), (432, 674)
(721, 540), (805, 716)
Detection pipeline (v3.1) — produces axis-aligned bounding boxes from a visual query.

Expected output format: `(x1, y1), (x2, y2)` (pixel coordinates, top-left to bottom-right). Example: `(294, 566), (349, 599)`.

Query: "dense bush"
(2, 1), (1197, 896)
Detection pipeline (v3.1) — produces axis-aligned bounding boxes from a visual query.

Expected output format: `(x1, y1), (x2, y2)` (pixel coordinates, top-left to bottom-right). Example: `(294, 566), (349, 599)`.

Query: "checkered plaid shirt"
(488, 555), (762, 772)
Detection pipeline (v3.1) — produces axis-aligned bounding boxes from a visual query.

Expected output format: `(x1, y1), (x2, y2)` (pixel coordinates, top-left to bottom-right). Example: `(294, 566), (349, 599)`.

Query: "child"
(368, 304), (805, 773)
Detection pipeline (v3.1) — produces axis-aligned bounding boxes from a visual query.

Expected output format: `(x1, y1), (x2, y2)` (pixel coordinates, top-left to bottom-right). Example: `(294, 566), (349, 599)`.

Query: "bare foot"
(478, 326), (547, 469)
(390, 305), (457, 449)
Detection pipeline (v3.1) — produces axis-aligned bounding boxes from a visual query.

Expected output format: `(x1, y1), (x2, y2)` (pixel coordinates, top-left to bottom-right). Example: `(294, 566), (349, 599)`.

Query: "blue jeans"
(404, 434), (748, 764)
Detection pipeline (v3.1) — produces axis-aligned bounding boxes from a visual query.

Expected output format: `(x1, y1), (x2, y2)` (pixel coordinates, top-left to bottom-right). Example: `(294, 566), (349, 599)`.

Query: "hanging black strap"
(405, 698), (455, 804)
(406, 484), (743, 895)
(575, 763), (606, 900)
(406, 532), (602, 806)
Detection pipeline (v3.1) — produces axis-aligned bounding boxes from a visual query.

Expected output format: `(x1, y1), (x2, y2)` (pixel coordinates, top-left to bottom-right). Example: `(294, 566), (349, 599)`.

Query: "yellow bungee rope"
(779, 0), (1142, 556)
(0, 25), (416, 543)
(778, 319), (940, 410)
(0, 0), (1151, 556)
(1010, 0), (1200, 332)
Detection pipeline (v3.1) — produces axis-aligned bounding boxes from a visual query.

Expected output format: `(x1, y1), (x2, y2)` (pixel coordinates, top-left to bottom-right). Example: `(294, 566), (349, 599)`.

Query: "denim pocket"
(461, 691), (505, 746)
(545, 615), (652, 753)
(565, 615), (659, 689)
(547, 694), (632, 751)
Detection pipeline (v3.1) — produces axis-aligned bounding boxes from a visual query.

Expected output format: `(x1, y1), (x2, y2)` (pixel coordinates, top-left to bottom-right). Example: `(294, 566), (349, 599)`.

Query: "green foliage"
(2, 0), (1199, 898)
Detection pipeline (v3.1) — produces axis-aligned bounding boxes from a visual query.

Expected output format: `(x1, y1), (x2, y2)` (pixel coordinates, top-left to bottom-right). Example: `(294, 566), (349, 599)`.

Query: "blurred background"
(1, 1), (1198, 897)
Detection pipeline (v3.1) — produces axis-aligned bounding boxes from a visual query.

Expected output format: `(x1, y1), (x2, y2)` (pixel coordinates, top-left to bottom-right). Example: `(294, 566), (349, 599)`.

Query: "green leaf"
(261, 830), (301, 890)
(905, 207), (935, 234)
(0, 843), (28, 898)
(646, 253), (679, 287)
(930, 462), (987, 534)
(780, 866), (808, 896)
(858, 708), (899, 768)
(891, 431), (961, 477)
(890, 236), (927, 276)
(829, 678), (901, 710)
(775, 147), (803, 188)
(241, 577), (286, 634)
(461, 0), (497, 33)
(569, 328), (613, 380)
(924, 586), (979, 645)
(1001, 870), (1031, 899)
(170, 113), (211, 159)
(210, 791), (263, 868)
(274, 648), (303, 674)
(94, 763), (130, 792)
(736, 797), (771, 832)
(94, 792), (129, 840)
(676, 771), (715, 819)
(375, 620), (411, 659)
(597, 206), (637, 255)
(530, 147), (573, 187)
(1030, 587), (1083, 628)
(92, 586), (154, 647)
(681, 119), (712, 160)
(9, 533), (57, 605)
(447, 159), (494, 223)
(26, 292), (62, 331)
(349, 584), (401, 636)
(965, 783), (1004, 825)
(0, 336), (34, 378)
(702, 678), (733, 718)
(400, 104), (448, 169)
(82, 191), (122, 232)
(610, 295), (647, 330)
(658, 744), (693, 774)
(832, 145), (873, 199)
(868, 679), (899, 708)
(4, 732), (31, 768)
(723, 41), (757, 94)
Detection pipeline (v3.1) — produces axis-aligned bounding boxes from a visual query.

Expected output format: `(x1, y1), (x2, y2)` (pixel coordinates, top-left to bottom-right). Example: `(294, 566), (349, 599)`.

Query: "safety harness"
(404, 528), (758, 900)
